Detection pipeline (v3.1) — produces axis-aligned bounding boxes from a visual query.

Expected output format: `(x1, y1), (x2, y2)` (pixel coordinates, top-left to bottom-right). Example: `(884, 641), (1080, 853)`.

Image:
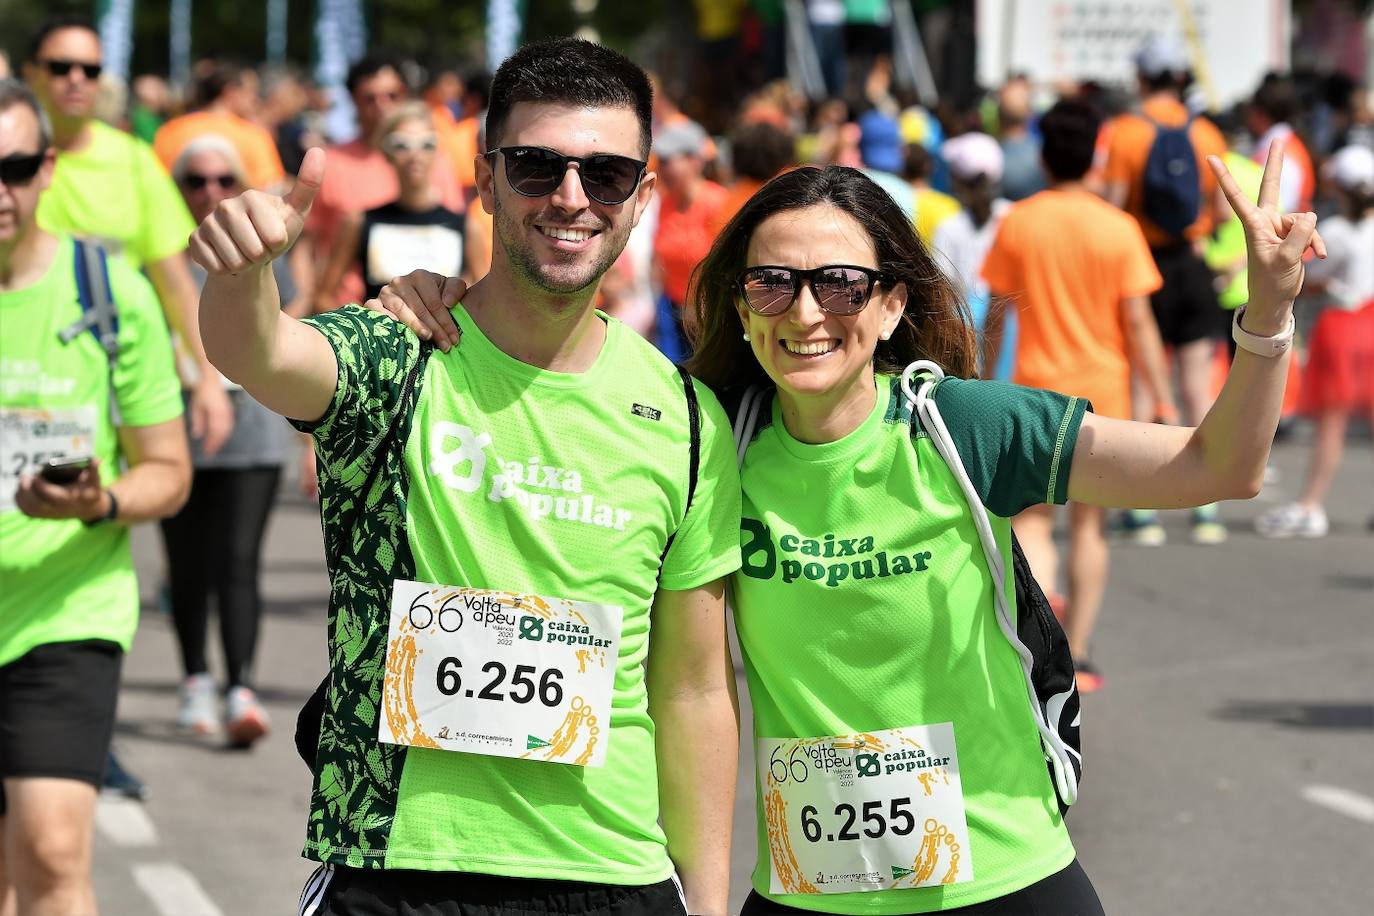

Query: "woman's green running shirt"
(292, 305), (740, 882)
(734, 375), (1088, 913)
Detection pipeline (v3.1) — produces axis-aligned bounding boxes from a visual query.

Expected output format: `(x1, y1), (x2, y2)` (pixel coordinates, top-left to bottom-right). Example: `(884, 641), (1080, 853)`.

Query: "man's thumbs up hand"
(189, 147), (326, 276)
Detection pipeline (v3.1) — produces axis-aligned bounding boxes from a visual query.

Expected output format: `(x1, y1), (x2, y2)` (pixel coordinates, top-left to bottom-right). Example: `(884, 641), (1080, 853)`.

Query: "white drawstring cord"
(900, 361), (1079, 806)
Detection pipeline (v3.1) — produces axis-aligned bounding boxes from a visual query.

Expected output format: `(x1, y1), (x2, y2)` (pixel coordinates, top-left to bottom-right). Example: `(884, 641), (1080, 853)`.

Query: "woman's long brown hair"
(685, 165), (976, 393)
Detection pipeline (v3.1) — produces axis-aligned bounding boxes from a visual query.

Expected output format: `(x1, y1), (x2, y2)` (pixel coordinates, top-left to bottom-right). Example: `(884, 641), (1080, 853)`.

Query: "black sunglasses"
(183, 173), (238, 191)
(485, 146), (646, 206)
(41, 59), (103, 80)
(0, 152), (46, 186)
(738, 265), (894, 316)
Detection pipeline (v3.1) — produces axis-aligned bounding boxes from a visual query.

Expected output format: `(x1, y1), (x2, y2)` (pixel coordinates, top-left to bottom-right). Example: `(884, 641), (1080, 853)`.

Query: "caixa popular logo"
(517, 615), (613, 649)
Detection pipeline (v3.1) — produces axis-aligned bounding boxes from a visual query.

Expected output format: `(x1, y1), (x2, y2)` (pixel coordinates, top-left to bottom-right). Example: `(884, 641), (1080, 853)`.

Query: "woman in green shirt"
(681, 144), (1318, 914)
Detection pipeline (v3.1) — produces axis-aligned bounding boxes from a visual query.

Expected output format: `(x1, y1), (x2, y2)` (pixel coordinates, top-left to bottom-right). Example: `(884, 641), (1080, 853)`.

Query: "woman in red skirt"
(1258, 146), (1374, 538)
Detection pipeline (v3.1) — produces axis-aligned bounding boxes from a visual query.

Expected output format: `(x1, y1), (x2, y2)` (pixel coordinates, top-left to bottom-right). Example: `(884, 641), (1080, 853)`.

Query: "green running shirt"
(292, 304), (741, 881)
(734, 375), (1088, 913)
(0, 238), (183, 666)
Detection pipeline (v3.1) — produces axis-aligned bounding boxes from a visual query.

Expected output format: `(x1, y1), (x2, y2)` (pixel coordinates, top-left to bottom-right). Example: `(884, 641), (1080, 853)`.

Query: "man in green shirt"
(195, 40), (741, 916)
(22, 14), (233, 456)
(0, 79), (190, 916)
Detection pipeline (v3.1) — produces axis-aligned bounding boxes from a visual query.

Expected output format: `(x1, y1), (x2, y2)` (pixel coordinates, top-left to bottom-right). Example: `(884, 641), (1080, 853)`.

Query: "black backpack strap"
(656, 365), (703, 566)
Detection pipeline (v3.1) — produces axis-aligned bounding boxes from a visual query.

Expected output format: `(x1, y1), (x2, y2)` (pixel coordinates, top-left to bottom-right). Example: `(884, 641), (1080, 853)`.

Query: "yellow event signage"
(762, 723), (972, 895)
(380, 581), (622, 767)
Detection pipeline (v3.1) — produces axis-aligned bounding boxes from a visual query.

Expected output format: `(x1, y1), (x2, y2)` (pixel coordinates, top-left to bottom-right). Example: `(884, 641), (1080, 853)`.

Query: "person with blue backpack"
(1103, 35), (1233, 547)
(0, 79), (190, 916)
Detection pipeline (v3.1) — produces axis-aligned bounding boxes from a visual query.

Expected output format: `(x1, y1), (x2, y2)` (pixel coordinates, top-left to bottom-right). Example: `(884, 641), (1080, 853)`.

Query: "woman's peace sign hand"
(1208, 140), (1325, 331)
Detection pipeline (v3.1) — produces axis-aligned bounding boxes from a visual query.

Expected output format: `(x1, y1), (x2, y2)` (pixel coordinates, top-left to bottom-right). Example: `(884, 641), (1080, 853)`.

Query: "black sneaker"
(1073, 657), (1104, 694)
(101, 748), (149, 801)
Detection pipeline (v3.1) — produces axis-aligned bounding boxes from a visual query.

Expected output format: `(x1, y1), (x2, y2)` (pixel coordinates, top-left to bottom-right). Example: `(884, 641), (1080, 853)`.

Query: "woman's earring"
(880, 330), (891, 340)
(743, 332), (751, 342)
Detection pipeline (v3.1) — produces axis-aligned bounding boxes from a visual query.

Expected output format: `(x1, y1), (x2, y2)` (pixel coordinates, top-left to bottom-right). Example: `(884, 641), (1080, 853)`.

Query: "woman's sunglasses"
(485, 146), (646, 206)
(382, 135), (438, 155)
(183, 173), (238, 191)
(738, 265), (894, 316)
(41, 59), (103, 80)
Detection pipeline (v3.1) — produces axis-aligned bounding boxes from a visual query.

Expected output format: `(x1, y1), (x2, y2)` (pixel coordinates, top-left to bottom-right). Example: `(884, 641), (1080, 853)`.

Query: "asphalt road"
(90, 432), (1373, 916)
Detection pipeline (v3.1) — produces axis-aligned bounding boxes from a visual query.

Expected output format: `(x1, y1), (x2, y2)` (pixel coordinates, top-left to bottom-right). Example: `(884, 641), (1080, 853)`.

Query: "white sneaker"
(177, 673), (219, 734)
(225, 686), (270, 748)
(1256, 503), (1329, 539)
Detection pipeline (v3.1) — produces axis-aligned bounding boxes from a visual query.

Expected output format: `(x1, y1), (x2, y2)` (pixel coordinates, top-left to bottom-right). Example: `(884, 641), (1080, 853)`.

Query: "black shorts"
(740, 858), (1103, 915)
(0, 639), (123, 815)
(299, 864), (688, 916)
(1149, 244), (1223, 347)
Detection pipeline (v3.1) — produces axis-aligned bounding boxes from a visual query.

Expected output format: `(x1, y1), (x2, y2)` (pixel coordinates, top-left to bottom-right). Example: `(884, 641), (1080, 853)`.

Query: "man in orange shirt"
(708, 120), (794, 237)
(154, 60), (286, 191)
(1246, 74), (1315, 215)
(982, 100), (1172, 693)
(652, 120), (726, 361)
(303, 55), (465, 310)
(1103, 36), (1231, 545)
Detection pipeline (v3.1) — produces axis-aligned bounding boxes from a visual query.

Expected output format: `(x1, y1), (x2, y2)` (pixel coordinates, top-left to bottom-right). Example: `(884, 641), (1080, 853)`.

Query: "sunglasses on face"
(382, 135), (438, 155)
(738, 265), (894, 316)
(486, 146), (647, 206)
(183, 173), (238, 191)
(0, 152), (46, 186)
(41, 59), (103, 80)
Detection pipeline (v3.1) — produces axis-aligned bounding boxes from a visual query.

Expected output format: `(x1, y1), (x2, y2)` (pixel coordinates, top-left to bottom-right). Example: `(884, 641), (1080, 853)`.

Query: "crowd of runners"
(1, 9), (1370, 916)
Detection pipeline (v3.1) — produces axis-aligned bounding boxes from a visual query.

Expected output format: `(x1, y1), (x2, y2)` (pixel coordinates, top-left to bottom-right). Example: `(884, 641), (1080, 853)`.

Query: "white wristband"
(1232, 307), (1295, 358)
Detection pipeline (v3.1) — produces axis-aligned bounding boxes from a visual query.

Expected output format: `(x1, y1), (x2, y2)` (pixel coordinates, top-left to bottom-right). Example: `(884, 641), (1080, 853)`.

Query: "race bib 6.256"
(380, 580), (621, 767)
(761, 723), (972, 895)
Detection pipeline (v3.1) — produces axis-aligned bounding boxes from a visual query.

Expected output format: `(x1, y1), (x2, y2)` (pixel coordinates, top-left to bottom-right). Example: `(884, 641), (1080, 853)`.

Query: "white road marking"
(94, 797), (159, 847)
(132, 863), (225, 916)
(1301, 784), (1374, 824)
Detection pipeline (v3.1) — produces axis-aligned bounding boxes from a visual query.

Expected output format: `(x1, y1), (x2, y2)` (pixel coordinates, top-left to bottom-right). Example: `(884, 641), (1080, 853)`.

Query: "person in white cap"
(1256, 144), (1374, 538)
(932, 132), (1012, 378)
(1103, 34), (1232, 546)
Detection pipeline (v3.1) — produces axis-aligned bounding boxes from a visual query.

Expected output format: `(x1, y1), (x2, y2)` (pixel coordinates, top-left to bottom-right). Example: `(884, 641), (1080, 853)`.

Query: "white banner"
(976, 0), (1291, 110)
(97, 0), (137, 83)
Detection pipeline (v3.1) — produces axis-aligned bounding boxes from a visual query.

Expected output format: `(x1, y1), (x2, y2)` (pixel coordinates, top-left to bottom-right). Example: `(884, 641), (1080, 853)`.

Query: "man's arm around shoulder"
(647, 577), (738, 916)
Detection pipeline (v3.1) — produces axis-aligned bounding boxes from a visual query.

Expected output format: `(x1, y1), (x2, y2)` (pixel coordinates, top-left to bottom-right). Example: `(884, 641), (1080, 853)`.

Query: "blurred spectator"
(1257, 145), (1374, 539)
(0, 49), (10, 80)
(653, 120), (726, 361)
(997, 76), (1045, 202)
(163, 135), (298, 745)
(154, 60), (286, 191)
(903, 141), (959, 247)
(1103, 34), (1230, 546)
(258, 66), (318, 176)
(710, 120), (795, 236)
(304, 55), (465, 310)
(129, 74), (169, 143)
(448, 69), (491, 197)
(856, 106), (915, 219)
(314, 102), (469, 312)
(982, 99), (1170, 691)
(932, 131), (1012, 378)
(1246, 73), (1317, 214)
(806, 0), (848, 96)
(24, 14), (233, 458)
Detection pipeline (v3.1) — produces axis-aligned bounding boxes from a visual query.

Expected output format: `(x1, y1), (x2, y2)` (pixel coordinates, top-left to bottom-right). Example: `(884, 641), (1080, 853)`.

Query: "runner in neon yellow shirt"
(189, 40), (740, 916)
(677, 146), (1317, 913)
(0, 79), (190, 915)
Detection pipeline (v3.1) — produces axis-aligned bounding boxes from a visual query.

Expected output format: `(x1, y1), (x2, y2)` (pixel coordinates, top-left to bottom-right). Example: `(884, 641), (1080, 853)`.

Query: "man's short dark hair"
(485, 39), (653, 158)
(27, 13), (99, 63)
(1038, 99), (1101, 183)
(1251, 74), (1299, 126)
(346, 54), (404, 97)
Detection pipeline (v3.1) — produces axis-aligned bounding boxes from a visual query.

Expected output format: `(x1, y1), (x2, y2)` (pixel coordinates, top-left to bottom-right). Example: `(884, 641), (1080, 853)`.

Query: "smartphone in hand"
(40, 455), (94, 485)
